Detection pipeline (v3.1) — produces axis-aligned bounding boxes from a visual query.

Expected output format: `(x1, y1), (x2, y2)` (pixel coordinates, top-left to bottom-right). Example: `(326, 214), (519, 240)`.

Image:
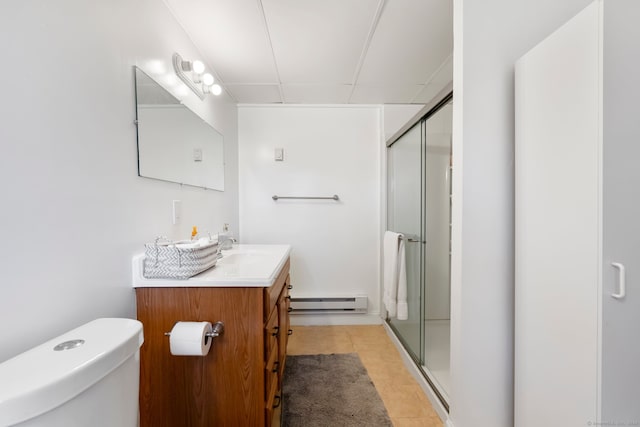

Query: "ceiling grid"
(164, 0), (452, 105)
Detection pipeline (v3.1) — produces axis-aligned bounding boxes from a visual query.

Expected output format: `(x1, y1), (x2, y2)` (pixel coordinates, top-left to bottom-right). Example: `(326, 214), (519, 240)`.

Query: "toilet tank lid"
(0, 318), (144, 426)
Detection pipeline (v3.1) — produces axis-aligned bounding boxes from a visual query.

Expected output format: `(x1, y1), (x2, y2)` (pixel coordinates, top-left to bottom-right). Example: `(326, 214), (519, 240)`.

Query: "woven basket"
(143, 237), (218, 280)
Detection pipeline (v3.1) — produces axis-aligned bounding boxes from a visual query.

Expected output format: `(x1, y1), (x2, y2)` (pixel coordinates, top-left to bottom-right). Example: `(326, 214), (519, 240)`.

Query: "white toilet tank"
(0, 318), (144, 427)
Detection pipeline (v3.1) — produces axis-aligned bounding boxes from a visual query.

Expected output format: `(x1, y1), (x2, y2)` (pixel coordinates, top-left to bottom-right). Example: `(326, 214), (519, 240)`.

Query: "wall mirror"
(134, 67), (225, 191)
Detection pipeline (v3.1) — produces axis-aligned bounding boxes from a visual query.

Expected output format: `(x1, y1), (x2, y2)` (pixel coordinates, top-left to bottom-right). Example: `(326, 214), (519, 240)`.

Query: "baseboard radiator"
(290, 296), (368, 314)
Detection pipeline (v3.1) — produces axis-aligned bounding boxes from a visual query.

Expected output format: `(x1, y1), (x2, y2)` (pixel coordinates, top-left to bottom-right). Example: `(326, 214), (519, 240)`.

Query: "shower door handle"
(402, 234), (422, 243)
(611, 262), (626, 299)
(406, 238), (426, 244)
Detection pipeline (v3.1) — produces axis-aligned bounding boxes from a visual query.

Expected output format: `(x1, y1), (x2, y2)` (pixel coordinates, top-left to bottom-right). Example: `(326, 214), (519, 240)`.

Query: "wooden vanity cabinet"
(135, 259), (291, 427)
(265, 273), (292, 426)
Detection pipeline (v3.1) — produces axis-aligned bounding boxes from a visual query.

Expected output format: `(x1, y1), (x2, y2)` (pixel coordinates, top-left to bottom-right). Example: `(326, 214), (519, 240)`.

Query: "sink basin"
(132, 244), (291, 288)
(219, 252), (271, 264)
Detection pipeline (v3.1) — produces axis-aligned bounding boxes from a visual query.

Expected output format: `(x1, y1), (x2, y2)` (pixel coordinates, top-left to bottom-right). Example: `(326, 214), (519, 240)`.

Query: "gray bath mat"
(282, 353), (393, 427)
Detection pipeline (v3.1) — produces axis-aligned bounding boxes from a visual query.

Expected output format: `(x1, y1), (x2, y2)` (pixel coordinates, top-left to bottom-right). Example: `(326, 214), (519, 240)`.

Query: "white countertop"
(132, 244), (291, 288)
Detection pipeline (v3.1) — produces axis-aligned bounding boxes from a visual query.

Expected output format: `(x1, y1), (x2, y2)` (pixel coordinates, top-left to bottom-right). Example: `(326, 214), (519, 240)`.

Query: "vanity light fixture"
(172, 53), (222, 100)
(191, 60), (205, 82)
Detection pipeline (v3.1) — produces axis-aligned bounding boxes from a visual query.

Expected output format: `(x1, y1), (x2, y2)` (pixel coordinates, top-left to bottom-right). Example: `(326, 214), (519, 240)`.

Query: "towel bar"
(272, 194), (339, 201)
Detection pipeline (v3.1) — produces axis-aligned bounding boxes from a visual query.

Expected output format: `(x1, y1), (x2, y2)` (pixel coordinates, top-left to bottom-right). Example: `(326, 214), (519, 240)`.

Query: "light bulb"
(202, 73), (214, 86)
(211, 84), (222, 96)
(192, 60), (205, 75)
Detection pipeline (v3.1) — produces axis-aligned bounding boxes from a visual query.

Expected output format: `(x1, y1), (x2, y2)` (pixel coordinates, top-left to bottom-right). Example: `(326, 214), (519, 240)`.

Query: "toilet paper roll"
(169, 321), (212, 356)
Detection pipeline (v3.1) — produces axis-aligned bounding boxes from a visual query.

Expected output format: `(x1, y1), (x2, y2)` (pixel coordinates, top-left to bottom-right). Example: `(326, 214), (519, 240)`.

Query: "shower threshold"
(421, 365), (450, 404)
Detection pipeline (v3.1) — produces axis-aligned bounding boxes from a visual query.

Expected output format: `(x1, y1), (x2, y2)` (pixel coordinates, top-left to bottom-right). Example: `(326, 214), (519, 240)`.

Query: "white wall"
(238, 106), (381, 323)
(450, 0), (593, 426)
(0, 0), (238, 362)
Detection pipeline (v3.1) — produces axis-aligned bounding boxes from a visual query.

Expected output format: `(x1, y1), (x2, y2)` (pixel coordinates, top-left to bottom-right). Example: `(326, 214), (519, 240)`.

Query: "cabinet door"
(514, 2), (600, 426)
(136, 287), (265, 427)
(601, 0), (640, 423)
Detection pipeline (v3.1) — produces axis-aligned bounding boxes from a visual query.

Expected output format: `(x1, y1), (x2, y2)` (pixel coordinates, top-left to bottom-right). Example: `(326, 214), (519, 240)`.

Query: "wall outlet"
(275, 148), (284, 161)
(193, 148), (203, 162)
(172, 200), (181, 225)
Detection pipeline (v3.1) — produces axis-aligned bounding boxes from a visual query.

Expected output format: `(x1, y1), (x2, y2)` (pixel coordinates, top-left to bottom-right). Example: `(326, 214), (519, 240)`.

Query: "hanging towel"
(383, 231), (404, 318)
(396, 239), (408, 320)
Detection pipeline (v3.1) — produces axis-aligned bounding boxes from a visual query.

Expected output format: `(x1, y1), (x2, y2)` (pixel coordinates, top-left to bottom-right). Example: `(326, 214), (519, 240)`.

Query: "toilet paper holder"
(164, 321), (225, 342)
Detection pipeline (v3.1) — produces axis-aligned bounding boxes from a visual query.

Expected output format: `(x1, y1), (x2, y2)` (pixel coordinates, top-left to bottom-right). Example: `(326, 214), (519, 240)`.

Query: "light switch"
(275, 148), (284, 161)
(193, 148), (203, 162)
(172, 200), (181, 225)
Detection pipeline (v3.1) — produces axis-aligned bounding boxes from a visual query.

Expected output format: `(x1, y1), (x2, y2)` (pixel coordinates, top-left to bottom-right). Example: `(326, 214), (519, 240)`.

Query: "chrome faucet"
(217, 237), (237, 258)
(219, 236), (236, 250)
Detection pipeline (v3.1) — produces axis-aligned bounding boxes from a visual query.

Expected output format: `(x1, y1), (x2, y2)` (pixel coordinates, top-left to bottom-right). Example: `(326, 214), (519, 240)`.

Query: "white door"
(600, 0), (640, 423)
(514, 2), (600, 426)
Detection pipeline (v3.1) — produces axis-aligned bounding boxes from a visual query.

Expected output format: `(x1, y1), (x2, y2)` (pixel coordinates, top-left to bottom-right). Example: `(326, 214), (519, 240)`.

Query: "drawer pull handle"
(288, 284), (293, 290)
(273, 395), (281, 409)
(285, 295), (291, 301)
(287, 307), (293, 313)
(272, 361), (279, 372)
(272, 326), (279, 337)
(288, 329), (293, 336)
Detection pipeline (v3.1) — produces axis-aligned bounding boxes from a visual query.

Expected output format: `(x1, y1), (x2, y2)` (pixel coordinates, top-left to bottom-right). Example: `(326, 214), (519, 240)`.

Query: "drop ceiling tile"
(350, 84), (423, 104)
(429, 55), (453, 86)
(226, 84), (282, 103)
(357, 0), (453, 85)
(413, 81), (449, 104)
(164, 0), (279, 83)
(281, 84), (353, 104)
(262, 0), (380, 84)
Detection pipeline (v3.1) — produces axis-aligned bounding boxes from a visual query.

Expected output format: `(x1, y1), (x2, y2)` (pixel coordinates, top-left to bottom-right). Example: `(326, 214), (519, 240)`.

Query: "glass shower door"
(386, 95), (453, 408)
(423, 101), (452, 399)
(387, 124), (423, 360)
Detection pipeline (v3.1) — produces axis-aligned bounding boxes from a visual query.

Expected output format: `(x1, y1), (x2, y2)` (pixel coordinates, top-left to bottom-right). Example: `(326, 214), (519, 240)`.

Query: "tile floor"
(286, 325), (444, 427)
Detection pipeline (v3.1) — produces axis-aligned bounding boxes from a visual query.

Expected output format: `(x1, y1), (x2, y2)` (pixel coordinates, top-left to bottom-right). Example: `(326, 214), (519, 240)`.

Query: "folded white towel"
(383, 231), (402, 318)
(396, 239), (408, 320)
(198, 237), (218, 247)
(175, 242), (199, 249)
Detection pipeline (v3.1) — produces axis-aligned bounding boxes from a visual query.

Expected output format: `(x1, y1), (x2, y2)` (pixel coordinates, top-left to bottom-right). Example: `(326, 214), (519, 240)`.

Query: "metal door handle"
(611, 262), (626, 299)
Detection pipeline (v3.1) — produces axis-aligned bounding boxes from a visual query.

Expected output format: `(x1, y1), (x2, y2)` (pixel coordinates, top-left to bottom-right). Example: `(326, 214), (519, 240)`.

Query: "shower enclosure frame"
(385, 92), (452, 411)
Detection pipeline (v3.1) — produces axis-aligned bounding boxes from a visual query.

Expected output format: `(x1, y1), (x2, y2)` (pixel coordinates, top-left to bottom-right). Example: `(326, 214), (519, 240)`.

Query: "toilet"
(0, 318), (143, 427)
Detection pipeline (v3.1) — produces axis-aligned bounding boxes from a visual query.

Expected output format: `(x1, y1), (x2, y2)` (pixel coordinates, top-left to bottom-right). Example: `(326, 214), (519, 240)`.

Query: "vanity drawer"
(265, 340), (279, 393)
(283, 275), (291, 316)
(264, 309), (279, 358)
(265, 347), (280, 424)
(264, 259), (290, 321)
(265, 381), (280, 427)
